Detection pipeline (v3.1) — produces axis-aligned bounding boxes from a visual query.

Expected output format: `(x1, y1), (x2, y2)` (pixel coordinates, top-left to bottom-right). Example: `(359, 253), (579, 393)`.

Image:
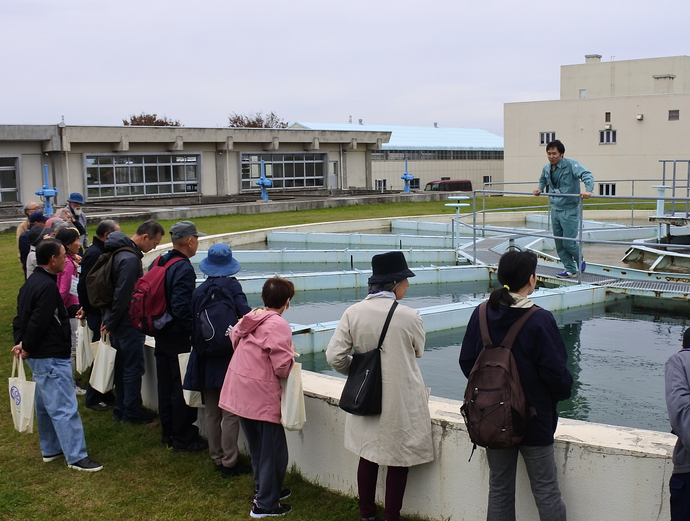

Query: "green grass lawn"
(0, 197), (649, 520)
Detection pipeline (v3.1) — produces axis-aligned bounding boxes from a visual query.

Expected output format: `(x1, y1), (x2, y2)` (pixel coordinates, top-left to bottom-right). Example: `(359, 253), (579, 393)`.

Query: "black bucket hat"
(367, 251), (415, 285)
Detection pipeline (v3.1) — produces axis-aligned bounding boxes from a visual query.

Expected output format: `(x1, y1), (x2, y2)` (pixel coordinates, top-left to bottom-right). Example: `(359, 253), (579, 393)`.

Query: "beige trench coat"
(326, 295), (434, 467)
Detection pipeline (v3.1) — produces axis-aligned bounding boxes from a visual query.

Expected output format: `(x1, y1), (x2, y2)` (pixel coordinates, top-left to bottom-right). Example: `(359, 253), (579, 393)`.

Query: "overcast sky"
(1, 0), (688, 136)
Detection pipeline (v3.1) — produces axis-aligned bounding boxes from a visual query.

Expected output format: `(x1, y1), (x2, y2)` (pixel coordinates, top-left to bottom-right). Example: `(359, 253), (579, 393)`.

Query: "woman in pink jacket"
(219, 277), (296, 518)
(55, 227), (84, 395)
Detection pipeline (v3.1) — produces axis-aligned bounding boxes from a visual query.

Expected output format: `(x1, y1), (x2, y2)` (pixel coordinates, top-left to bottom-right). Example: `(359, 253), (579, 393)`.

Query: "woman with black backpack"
(184, 244), (252, 477)
(459, 250), (573, 521)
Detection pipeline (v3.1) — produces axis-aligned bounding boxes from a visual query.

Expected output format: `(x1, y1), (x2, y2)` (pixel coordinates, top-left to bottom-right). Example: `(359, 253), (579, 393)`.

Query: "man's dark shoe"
(112, 409), (123, 422)
(68, 457), (103, 472)
(221, 461), (253, 478)
(161, 436), (173, 449)
(42, 452), (63, 463)
(172, 438), (208, 453)
(250, 503), (292, 518)
(86, 401), (112, 412)
(121, 411), (157, 424)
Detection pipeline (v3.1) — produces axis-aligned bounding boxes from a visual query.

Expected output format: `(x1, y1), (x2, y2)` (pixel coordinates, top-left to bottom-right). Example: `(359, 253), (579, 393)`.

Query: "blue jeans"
(27, 357), (88, 464)
(110, 324), (146, 420)
(485, 444), (567, 521)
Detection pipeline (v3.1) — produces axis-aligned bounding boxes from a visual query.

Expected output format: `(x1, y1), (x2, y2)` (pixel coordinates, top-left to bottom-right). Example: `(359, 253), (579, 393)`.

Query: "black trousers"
(154, 336), (198, 444)
(240, 418), (288, 511)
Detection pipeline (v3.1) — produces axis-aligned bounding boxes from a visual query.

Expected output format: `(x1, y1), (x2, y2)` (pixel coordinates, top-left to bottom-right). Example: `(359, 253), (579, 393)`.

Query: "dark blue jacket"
(102, 231), (143, 333)
(77, 237), (106, 317)
(185, 276), (251, 389)
(153, 249), (196, 341)
(460, 303), (572, 446)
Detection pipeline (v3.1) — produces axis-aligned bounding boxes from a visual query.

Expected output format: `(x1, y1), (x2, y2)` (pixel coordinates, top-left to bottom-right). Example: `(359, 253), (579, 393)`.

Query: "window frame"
(0, 155), (20, 204)
(239, 152), (328, 192)
(669, 110), (680, 121)
(599, 130), (617, 145)
(540, 132), (556, 146)
(84, 153), (201, 200)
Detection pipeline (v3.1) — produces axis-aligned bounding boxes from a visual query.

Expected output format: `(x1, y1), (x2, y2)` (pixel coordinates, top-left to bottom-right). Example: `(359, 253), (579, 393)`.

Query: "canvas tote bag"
(178, 352), (204, 408)
(76, 319), (95, 374)
(9, 357), (36, 434)
(89, 335), (116, 393)
(280, 362), (306, 431)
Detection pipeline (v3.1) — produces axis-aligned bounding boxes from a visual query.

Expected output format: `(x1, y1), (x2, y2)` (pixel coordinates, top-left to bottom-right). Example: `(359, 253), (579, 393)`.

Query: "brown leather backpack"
(461, 301), (538, 459)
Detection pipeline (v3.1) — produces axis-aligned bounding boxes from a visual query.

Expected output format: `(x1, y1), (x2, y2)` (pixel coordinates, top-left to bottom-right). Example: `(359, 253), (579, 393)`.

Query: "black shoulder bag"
(339, 301), (398, 416)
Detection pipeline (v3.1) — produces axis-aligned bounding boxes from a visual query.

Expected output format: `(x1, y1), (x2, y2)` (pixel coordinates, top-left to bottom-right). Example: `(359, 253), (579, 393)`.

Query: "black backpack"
(85, 247), (136, 309)
(192, 280), (240, 357)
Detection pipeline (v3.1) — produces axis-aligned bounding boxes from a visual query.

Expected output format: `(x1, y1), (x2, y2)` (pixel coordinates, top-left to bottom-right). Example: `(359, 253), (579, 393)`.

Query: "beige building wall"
(561, 55), (690, 99)
(505, 92), (690, 198)
(372, 159), (504, 192)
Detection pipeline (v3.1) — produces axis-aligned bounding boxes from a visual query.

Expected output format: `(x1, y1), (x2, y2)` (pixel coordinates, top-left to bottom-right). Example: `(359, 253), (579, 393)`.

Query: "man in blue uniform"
(533, 140), (594, 278)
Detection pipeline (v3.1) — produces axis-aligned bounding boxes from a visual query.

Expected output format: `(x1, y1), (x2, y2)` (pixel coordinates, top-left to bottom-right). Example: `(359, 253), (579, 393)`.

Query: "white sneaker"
(75, 385), (86, 396)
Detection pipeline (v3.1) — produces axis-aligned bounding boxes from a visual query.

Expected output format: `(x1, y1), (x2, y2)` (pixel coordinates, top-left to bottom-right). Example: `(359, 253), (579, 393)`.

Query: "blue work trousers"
(485, 444), (567, 521)
(27, 357), (88, 465)
(551, 206), (581, 274)
(110, 324), (146, 420)
(670, 472), (690, 521)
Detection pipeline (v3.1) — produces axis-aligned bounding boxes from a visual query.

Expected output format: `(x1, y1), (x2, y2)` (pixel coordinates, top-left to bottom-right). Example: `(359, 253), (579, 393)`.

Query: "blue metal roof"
(291, 122), (503, 151)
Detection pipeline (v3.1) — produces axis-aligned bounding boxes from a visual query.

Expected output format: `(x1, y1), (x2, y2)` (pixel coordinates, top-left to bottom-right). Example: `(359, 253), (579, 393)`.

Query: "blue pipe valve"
(35, 164), (58, 216)
(400, 158), (414, 193)
(255, 160), (273, 202)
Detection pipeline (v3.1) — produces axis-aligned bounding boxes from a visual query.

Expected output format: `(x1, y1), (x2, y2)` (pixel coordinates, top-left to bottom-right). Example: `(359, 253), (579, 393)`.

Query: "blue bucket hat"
(67, 193), (85, 205)
(200, 244), (241, 277)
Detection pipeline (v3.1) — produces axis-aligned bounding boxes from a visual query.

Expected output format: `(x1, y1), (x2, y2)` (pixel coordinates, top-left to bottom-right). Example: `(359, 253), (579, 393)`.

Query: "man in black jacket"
(102, 220), (164, 424)
(76, 219), (120, 411)
(154, 220), (208, 452)
(12, 239), (102, 472)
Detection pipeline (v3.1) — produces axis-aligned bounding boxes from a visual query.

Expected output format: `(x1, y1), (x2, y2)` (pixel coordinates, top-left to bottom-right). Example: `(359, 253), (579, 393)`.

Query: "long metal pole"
(631, 179), (635, 226)
(577, 196), (584, 285)
(473, 192), (477, 264)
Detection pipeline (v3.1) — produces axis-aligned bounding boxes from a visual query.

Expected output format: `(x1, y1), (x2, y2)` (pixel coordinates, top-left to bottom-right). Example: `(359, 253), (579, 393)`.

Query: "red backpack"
(129, 256), (186, 335)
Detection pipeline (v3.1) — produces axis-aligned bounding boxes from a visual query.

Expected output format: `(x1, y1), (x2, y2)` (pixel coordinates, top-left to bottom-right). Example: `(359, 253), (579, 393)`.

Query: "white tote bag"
(89, 336), (116, 394)
(178, 352), (204, 408)
(280, 362), (306, 431)
(76, 319), (95, 374)
(9, 357), (36, 434)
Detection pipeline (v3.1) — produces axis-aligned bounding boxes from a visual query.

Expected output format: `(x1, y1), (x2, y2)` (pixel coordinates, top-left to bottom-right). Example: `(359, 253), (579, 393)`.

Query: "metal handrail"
(455, 188), (690, 285)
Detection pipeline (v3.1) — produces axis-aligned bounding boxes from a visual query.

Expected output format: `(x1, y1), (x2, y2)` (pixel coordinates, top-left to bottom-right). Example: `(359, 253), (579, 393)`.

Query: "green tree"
(123, 113), (182, 126)
(228, 111), (288, 128)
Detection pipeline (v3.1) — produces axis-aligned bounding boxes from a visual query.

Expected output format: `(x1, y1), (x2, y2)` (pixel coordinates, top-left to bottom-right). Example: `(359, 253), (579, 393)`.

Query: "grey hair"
(367, 281), (400, 293)
(24, 202), (39, 215)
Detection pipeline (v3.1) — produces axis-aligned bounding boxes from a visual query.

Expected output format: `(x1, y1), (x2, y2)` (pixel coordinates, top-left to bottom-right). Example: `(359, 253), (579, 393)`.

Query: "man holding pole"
(533, 140), (594, 278)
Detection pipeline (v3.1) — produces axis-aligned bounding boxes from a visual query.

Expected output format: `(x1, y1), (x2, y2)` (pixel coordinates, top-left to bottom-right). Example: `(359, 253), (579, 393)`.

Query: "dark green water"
(298, 295), (689, 433)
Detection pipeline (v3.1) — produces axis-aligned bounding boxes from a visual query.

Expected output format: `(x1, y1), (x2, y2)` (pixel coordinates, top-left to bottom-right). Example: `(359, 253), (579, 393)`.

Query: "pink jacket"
(219, 309), (294, 424)
(56, 254), (79, 309)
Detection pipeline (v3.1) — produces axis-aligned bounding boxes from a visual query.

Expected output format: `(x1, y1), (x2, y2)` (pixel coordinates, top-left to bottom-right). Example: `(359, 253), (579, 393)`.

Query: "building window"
(370, 150), (503, 161)
(599, 130), (617, 144)
(540, 132), (556, 145)
(375, 179), (387, 191)
(599, 183), (616, 196)
(0, 157), (18, 202)
(483, 175), (492, 187)
(605, 112), (611, 122)
(240, 153), (326, 191)
(409, 178), (420, 190)
(579, 89), (586, 99)
(86, 154), (199, 199)
(669, 110), (680, 121)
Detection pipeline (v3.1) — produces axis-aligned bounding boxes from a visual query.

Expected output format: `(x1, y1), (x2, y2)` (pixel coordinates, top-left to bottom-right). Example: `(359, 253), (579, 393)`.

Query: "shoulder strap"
(502, 306), (540, 350)
(377, 301), (398, 352)
(478, 301), (493, 347)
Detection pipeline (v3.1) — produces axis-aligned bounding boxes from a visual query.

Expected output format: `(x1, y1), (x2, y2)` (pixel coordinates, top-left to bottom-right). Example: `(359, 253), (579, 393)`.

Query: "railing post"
(631, 179), (635, 226)
(473, 192), (477, 264)
(577, 196), (584, 285)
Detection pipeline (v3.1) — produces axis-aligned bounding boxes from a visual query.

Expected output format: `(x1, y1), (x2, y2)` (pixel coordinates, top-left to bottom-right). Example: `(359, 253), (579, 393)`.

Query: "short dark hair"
(488, 250), (538, 310)
(261, 277), (295, 309)
(55, 227), (80, 248)
(136, 220), (165, 238)
(546, 140), (565, 155)
(36, 239), (63, 265)
(95, 219), (119, 238)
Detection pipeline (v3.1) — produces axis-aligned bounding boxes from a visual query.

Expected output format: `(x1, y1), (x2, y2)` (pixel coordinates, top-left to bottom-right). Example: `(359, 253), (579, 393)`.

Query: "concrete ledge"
(290, 371), (673, 521)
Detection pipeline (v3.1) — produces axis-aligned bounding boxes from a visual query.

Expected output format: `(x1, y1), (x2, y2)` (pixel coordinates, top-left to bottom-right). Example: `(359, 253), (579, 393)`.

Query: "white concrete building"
(0, 124), (391, 209)
(504, 55), (690, 197)
(292, 122), (504, 192)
